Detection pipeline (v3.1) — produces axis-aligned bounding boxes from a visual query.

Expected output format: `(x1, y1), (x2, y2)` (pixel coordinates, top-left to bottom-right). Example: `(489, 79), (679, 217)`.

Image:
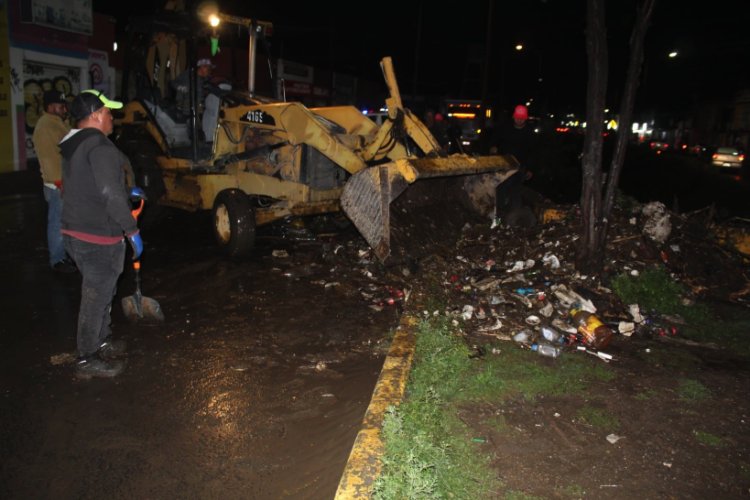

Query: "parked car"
(649, 141), (669, 154)
(711, 146), (745, 171)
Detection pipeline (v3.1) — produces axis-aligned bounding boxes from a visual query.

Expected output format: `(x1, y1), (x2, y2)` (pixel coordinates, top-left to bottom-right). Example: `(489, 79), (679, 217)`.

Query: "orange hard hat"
(513, 105), (528, 120)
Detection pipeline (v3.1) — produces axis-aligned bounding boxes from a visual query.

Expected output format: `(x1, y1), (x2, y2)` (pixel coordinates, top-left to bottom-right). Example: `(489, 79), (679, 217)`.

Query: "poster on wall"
(88, 49), (110, 95)
(23, 0), (92, 35)
(0, 0), (15, 172)
(23, 60), (81, 159)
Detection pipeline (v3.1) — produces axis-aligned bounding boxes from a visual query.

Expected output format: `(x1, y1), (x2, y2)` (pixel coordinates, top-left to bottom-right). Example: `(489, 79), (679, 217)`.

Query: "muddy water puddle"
(0, 200), (400, 499)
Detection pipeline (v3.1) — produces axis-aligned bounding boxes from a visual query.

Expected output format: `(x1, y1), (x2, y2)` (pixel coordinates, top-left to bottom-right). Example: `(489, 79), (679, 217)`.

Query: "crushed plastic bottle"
(530, 343), (562, 358)
(541, 326), (564, 344)
(513, 331), (531, 343)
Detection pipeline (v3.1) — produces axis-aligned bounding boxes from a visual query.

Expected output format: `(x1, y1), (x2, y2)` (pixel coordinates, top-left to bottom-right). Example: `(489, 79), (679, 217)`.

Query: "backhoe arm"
(379, 57), (444, 157)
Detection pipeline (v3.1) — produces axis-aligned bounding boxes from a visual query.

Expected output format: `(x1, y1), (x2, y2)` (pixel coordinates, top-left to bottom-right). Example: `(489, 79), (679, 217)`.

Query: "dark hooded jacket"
(60, 128), (137, 242)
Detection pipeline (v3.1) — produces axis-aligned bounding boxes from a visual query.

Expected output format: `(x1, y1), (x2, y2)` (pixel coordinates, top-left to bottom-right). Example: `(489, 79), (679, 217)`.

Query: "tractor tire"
(213, 189), (256, 257)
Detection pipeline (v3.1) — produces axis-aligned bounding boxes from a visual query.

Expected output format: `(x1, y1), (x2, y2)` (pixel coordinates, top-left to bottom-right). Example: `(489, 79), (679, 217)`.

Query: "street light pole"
(481, 0), (494, 111)
(208, 12), (273, 96)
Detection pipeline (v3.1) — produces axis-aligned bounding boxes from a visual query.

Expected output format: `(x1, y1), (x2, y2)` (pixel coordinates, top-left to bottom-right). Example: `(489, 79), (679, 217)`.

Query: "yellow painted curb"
(334, 314), (420, 499)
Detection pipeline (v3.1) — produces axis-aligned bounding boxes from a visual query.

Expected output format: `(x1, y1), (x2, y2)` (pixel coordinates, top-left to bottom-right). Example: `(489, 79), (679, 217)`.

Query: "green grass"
(373, 319), (501, 499)
(558, 484), (586, 498)
(374, 318), (615, 499)
(610, 267), (709, 324)
(576, 406), (619, 430)
(462, 346), (615, 402)
(693, 430), (725, 447)
(639, 347), (701, 370)
(610, 267), (750, 354)
(677, 379), (711, 401)
(634, 388), (659, 400)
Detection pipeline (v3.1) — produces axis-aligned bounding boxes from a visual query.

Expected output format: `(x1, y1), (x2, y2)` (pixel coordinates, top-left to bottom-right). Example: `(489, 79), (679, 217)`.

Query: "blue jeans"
(43, 186), (65, 266)
(64, 236), (126, 357)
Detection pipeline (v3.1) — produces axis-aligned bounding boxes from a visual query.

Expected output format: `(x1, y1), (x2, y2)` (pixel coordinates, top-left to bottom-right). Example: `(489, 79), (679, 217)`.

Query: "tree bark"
(577, 0), (656, 275)
(603, 0), (656, 220)
(577, 0), (608, 274)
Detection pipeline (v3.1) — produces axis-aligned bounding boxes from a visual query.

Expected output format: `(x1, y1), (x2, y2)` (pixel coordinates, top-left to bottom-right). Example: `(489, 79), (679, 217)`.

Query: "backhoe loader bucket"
(341, 153), (519, 261)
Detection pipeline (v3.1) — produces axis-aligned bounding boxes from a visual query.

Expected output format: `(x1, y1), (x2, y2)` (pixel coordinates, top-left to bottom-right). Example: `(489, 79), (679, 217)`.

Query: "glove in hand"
(129, 186), (147, 201)
(128, 232), (143, 260)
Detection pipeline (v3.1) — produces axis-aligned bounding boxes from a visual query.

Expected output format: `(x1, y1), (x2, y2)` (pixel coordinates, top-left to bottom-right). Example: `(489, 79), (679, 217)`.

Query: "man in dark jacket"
(491, 104), (538, 224)
(61, 90), (144, 379)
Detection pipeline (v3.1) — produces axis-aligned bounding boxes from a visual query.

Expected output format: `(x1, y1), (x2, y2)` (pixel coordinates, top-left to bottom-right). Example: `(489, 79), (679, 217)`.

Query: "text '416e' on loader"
(115, 11), (518, 262)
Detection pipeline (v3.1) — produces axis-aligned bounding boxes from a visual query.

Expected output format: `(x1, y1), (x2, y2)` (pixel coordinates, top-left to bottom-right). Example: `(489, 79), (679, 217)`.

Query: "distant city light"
(668, 51), (678, 58)
(209, 14), (221, 27)
(515, 44), (524, 51)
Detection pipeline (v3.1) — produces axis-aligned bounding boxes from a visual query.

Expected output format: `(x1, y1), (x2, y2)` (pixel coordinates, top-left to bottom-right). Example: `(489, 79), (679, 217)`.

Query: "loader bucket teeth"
(341, 154), (519, 261)
(341, 165), (410, 261)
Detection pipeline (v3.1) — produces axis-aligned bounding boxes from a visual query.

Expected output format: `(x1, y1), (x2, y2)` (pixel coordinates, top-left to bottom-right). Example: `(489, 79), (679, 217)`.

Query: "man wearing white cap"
(171, 58), (214, 118)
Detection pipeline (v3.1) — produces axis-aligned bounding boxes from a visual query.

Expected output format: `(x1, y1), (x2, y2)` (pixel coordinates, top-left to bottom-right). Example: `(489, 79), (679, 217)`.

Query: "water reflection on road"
(0, 194), (399, 499)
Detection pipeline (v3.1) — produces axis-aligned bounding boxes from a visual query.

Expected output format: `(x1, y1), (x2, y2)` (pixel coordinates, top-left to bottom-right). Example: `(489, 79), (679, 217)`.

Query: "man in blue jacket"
(61, 90), (144, 379)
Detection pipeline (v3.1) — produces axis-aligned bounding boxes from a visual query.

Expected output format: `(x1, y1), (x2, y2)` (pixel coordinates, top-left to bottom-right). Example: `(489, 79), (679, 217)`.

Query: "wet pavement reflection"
(0, 189), (399, 499)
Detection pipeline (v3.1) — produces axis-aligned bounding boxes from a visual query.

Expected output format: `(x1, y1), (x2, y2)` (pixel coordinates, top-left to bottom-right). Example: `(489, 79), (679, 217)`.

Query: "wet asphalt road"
(1, 145), (747, 499)
(0, 184), (400, 499)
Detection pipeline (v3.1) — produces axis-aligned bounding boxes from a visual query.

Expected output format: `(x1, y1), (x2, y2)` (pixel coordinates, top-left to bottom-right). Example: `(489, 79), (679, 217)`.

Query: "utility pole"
(412, 0), (424, 102)
(481, 0), (494, 110)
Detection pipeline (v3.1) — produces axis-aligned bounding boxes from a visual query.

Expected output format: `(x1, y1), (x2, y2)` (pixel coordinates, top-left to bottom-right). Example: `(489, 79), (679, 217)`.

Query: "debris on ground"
(323, 193), (749, 363)
(272, 187), (750, 370)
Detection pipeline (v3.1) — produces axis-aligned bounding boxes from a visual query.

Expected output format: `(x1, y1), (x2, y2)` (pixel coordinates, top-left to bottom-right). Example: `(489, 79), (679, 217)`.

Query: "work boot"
(76, 356), (125, 379)
(97, 338), (127, 359)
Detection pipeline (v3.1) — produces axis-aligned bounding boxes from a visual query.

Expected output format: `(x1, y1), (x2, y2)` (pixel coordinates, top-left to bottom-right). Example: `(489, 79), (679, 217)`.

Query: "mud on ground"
(390, 194), (750, 498)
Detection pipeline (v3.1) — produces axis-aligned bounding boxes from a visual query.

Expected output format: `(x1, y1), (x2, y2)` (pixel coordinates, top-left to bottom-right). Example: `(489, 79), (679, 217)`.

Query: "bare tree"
(577, 0), (656, 274)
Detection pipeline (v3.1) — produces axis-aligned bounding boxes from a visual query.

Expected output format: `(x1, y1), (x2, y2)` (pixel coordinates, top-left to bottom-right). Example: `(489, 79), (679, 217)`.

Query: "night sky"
(95, 0), (750, 119)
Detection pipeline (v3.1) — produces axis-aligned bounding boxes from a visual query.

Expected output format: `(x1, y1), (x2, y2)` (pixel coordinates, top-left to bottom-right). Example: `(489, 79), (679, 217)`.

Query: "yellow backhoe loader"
(115, 11), (518, 261)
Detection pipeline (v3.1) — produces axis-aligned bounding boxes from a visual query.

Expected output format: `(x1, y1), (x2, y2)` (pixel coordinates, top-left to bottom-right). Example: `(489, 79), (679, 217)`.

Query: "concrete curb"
(334, 313), (420, 498)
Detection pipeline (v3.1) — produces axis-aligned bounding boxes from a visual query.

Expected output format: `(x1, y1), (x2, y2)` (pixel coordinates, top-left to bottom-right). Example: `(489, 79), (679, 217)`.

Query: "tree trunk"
(603, 0), (656, 220)
(577, 0), (656, 276)
(577, 0), (608, 274)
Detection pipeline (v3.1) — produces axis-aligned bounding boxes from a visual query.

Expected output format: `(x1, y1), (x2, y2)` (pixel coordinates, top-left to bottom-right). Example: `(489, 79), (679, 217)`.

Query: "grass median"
(372, 265), (750, 498)
(372, 317), (614, 498)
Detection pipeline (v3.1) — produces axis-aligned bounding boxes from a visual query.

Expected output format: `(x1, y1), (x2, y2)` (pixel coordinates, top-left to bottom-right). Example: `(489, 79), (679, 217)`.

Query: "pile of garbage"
(333, 198), (749, 362)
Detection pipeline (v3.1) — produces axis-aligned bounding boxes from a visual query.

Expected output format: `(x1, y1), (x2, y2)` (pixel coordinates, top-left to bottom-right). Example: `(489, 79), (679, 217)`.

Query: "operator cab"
(131, 89), (271, 161)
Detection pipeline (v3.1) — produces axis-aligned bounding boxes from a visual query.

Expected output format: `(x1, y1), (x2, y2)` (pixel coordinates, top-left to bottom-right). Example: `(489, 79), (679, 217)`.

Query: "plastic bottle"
(541, 326), (564, 344)
(531, 343), (562, 358)
(569, 307), (613, 349)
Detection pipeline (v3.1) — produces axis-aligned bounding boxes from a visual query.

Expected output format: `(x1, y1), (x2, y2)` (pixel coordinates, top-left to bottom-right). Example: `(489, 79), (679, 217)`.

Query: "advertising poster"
(0, 0), (14, 172)
(23, 60), (80, 159)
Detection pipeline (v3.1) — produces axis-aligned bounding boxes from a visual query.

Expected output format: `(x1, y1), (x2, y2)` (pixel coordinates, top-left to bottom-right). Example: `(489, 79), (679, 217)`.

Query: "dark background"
(94, 1), (750, 118)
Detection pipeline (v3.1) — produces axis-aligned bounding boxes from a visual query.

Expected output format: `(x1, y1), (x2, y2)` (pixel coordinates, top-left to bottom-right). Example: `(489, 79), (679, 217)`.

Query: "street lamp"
(198, 5), (273, 95)
(513, 44), (544, 112)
